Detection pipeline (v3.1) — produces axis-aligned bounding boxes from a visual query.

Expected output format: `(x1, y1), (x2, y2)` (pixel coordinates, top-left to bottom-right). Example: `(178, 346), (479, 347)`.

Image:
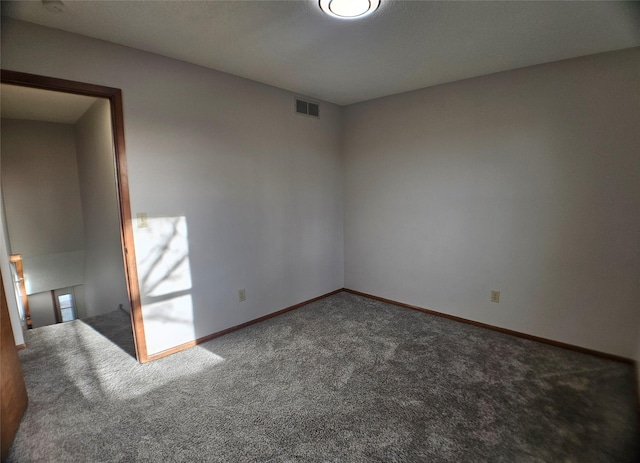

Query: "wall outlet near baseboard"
(491, 290), (500, 303)
(239, 289), (246, 302)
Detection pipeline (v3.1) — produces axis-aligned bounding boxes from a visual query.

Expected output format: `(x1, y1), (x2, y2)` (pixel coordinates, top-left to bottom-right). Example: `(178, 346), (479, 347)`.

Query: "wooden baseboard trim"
(344, 288), (634, 365)
(145, 289), (343, 362)
(15, 344), (26, 350)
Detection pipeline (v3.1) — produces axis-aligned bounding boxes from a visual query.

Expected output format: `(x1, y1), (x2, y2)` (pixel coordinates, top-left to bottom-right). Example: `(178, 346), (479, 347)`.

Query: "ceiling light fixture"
(319, 0), (380, 20)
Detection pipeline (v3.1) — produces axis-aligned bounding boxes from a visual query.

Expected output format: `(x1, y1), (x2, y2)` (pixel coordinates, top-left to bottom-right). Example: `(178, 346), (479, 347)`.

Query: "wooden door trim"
(1, 70), (149, 362)
(9, 254), (31, 329)
(50, 290), (62, 324)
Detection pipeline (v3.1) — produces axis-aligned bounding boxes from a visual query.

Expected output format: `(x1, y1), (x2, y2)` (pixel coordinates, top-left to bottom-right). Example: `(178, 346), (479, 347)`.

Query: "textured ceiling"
(2, 1), (639, 105)
(1, 84), (97, 124)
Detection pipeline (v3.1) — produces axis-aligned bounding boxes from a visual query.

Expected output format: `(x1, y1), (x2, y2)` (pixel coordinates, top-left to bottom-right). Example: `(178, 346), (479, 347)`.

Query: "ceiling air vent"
(295, 98), (319, 118)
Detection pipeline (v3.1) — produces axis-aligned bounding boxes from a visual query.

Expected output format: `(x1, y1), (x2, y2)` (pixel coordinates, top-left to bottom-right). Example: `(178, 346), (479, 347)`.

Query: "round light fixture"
(319, 0), (380, 19)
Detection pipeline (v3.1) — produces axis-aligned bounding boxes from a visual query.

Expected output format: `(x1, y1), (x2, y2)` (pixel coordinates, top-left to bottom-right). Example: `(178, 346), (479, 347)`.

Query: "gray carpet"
(8, 292), (640, 462)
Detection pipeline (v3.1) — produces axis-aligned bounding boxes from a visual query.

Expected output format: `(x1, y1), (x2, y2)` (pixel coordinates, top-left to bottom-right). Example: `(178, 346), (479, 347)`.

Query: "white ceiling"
(2, 1), (639, 106)
(1, 84), (97, 124)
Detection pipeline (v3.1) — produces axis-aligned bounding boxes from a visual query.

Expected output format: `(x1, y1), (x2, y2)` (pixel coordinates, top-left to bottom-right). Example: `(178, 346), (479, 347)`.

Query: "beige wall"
(343, 47), (640, 358)
(75, 99), (129, 317)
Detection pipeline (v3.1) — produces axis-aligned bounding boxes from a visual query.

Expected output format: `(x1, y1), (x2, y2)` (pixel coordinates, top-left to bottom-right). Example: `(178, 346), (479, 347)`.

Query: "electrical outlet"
(491, 290), (500, 303)
(239, 289), (246, 302)
(137, 212), (148, 228)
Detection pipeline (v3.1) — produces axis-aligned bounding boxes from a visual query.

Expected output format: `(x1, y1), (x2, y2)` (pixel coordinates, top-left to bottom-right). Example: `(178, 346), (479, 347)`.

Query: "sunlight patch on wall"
(134, 216), (196, 355)
(136, 216), (192, 297)
(142, 294), (196, 354)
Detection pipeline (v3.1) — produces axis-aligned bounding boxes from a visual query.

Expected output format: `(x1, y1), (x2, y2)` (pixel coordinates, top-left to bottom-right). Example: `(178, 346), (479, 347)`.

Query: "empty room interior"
(1, 1), (639, 461)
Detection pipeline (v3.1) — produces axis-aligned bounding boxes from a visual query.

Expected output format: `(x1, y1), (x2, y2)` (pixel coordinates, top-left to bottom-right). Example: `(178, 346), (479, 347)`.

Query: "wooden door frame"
(9, 254), (32, 329)
(1, 70), (149, 362)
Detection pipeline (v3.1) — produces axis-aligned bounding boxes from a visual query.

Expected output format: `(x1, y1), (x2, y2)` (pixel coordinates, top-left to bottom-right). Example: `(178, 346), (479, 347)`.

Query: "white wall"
(21, 251), (84, 295)
(1, 19), (344, 356)
(8, 18), (634, 361)
(636, 327), (640, 398)
(344, 47), (640, 358)
(72, 284), (86, 319)
(75, 99), (130, 317)
(0, 192), (24, 345)
(1, 119), (86, 258)
(1, 119), (87, 298)
(28, 291), (57, 328)
(636, 335), (640, 398)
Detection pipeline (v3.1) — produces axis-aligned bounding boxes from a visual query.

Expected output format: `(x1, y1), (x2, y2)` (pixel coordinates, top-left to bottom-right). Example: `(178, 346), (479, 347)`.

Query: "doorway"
(0, 70), (147, 362)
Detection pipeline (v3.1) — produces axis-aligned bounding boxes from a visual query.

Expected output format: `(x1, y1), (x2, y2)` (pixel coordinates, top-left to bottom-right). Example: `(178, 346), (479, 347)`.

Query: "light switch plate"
(137, 212), (148, 228)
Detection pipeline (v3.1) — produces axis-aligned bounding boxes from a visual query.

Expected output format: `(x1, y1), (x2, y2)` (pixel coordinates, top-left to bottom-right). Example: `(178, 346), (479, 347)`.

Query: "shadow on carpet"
(80, 309), (137, 359)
